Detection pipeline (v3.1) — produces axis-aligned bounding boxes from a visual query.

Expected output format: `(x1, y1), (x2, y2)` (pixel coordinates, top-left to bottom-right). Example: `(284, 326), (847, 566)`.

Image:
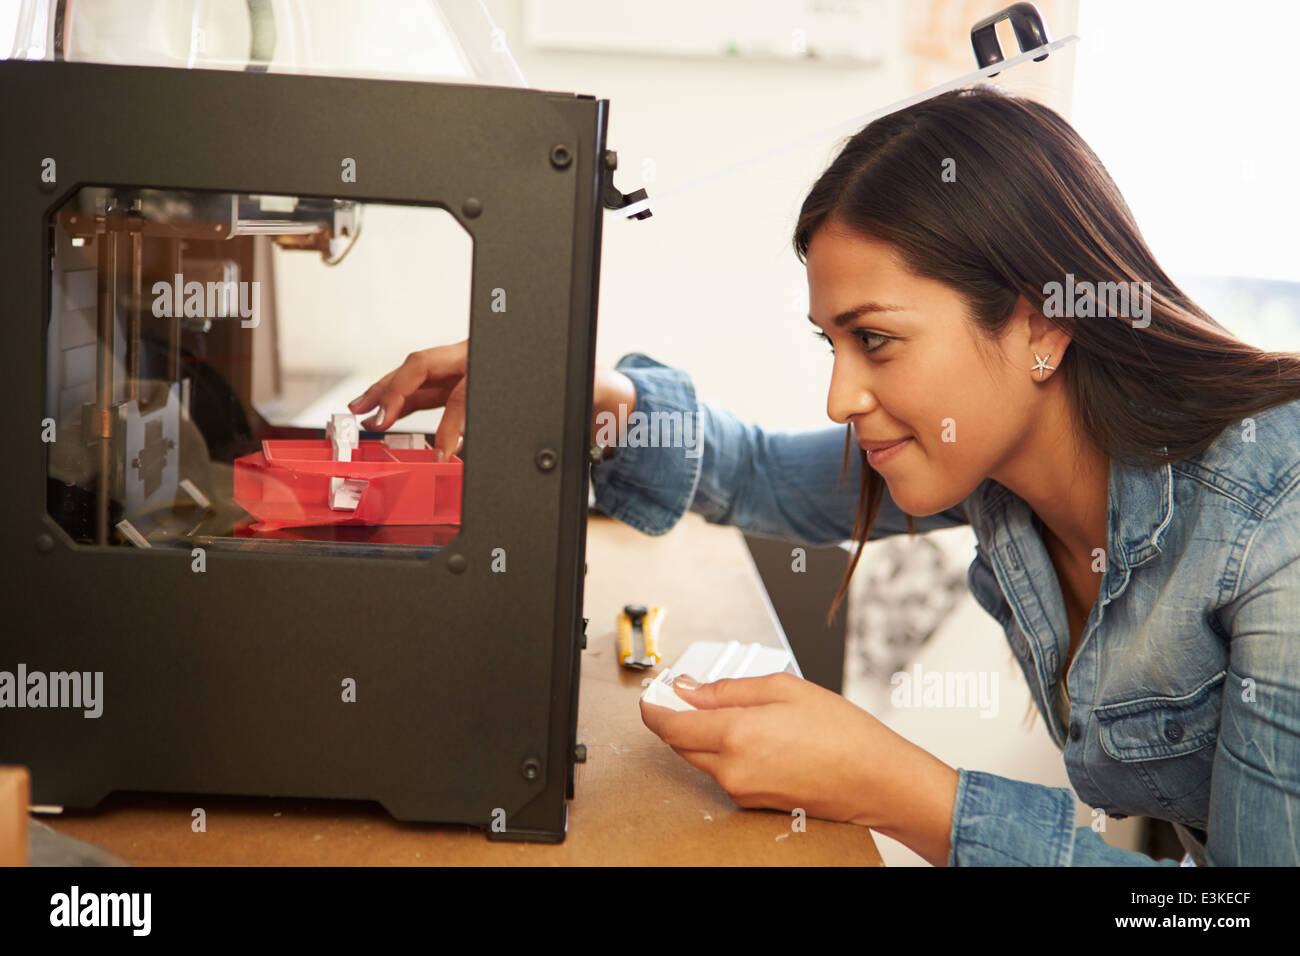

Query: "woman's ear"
(1022, 296), (1072, 371)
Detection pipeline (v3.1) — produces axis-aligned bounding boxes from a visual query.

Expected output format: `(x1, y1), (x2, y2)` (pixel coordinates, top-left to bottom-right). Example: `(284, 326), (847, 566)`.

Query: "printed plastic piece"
(326, 412), (360, 461)
(326, 413), (364, 510)
(330, 478), (368, 512)
(233, 439), (463, 531)
(639, 640), (795, 712)
(383, 433), (431, 450)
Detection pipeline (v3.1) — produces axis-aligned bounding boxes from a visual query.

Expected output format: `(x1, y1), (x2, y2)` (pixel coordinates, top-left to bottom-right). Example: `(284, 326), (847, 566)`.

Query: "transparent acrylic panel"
(4, 0), (526, 85)
(45, 186), (471, 558)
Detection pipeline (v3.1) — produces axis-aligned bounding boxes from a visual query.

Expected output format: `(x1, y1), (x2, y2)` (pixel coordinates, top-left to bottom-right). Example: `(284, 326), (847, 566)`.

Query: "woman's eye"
(857, 331), (891, 352)
(811, 329), (890, 353)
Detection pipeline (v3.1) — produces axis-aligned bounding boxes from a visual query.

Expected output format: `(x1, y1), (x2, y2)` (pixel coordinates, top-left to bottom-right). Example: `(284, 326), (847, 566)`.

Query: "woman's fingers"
(639, 700), (732, 752)
(349, 342), (468, 431)
(348, 370), (397, 418)
(432, 378), (467, 461)
(357, 385), (453, 431)
(369, 354), (438, 431)
(670, 746), (723, 779)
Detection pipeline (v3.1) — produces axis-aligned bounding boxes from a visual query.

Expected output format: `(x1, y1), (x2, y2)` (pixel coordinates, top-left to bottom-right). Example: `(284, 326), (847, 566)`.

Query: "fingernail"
(434, 449), (446, 463)
(348, 395), (365, 408)
(373, 409), (385, 428)
(674, 674), (700, 691)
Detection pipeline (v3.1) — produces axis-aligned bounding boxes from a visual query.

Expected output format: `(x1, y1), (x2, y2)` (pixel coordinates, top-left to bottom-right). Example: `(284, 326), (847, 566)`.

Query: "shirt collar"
(976, 451), (1175, 571)
(1108, 453), (1175, 569)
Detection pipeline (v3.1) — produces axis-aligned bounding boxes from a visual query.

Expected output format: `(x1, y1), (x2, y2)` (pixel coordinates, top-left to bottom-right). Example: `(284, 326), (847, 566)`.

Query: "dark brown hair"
(794, 85), (1300, 628)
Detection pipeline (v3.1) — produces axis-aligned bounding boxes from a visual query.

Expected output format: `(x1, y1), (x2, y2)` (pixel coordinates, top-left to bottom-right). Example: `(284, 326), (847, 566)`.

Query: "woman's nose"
(826, 360), (875, 424)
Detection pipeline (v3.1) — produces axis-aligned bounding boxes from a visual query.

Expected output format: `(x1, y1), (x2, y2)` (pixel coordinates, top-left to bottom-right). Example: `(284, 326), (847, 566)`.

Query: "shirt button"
(1069, 720), (1082, 741)
(1164, 721), (1184, 742)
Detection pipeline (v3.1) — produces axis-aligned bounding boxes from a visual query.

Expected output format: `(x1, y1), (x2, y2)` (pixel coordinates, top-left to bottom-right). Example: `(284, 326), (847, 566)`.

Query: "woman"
(350, 86), (1300, 866)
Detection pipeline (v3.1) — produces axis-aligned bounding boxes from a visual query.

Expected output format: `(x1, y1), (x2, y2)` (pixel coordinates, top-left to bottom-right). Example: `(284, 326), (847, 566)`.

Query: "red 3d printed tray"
(234, 439), (463, 531)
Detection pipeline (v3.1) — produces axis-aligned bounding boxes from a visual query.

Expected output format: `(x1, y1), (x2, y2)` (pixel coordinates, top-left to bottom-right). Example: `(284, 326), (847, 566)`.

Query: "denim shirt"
(591, 352), (1300, 866)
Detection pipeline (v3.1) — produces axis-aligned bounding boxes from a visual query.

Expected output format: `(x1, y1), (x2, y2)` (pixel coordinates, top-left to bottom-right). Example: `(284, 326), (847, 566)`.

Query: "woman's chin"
(884, 481), (918, 514)
(885, 481), (939, 518)
(896, 481), (976, 519)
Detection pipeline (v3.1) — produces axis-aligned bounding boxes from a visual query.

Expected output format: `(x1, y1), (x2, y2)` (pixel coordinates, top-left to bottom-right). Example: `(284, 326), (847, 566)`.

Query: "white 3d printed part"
(639, 640), (795, 712)
(326, 412), (366, 511)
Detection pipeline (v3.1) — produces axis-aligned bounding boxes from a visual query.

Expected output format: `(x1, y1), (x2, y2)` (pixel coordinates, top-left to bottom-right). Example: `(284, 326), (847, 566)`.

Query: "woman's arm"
(947, 770), (1182, 865)
(862, 739), (961, 867)
(591, 352), (972, 545)
(1200, 484), (1300, 865)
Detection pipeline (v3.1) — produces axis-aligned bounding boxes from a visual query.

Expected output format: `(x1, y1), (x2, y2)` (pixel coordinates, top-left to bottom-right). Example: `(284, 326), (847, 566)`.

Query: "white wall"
(1072, 0), (1300, 286)
(495, 0), (908, 430)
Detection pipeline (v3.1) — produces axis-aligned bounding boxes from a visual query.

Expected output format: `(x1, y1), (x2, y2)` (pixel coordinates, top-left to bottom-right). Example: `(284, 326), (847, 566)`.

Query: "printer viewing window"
(45, 185), (470, 556)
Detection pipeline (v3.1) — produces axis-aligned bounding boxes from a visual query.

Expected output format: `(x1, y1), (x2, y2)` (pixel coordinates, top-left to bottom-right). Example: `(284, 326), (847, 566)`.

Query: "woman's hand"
(639, 672), (959, 864)
(348, 338), (639, 462)
(348, 340), (469, 461)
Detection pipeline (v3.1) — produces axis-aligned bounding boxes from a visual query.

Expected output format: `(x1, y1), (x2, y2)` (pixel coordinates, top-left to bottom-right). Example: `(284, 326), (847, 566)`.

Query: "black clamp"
(601, 150), (652, 220)
(970, 2), (1051, 76)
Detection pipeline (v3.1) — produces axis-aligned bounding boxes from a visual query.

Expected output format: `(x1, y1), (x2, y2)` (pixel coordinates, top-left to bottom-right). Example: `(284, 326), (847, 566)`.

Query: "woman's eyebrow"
(807, 303), (910, 328)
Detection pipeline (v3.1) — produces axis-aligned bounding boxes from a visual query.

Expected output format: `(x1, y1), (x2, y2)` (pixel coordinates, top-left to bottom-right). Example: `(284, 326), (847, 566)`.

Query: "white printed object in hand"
(639, 640), (795, 712)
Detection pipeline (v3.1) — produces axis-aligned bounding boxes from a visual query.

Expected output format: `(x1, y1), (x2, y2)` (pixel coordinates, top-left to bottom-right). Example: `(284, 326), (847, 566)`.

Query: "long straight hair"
(793, 85), (1300, 629)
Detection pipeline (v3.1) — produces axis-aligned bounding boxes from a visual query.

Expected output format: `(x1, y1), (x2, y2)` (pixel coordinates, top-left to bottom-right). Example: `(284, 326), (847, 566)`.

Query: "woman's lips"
(858, 436), (910, 451)
(860, 436), (913, 464)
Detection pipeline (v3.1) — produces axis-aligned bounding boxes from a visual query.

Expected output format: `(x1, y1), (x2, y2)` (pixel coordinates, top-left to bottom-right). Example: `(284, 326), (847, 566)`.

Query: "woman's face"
(805, 222), (1041, 516)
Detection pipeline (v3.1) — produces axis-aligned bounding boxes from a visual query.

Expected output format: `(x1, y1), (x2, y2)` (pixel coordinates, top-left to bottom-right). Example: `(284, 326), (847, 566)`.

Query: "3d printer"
(0, 0), (648, 842)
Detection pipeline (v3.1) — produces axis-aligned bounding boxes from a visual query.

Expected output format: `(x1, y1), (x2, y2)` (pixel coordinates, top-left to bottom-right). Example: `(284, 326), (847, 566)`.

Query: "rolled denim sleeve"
(948, 769), (1180, 865)
(589, 353), (706, 537)
(590, 352), (971, 545)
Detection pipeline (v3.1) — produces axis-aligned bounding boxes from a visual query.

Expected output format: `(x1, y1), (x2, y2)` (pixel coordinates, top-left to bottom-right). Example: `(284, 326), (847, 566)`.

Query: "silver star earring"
(1031, 351), (1055, 380)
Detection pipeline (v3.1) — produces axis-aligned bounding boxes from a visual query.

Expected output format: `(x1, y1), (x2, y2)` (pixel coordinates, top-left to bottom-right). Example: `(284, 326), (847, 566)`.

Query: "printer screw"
(536, 448), (557, 472)
(461, 197), (482, 219)
(549, 144), (573, 169)
(448, 553), (468, 573)
(522, 757), (542, 780)
(603, 150), (618, 171)
(573, 744), (588, 763)
(35, 534), (54, 553)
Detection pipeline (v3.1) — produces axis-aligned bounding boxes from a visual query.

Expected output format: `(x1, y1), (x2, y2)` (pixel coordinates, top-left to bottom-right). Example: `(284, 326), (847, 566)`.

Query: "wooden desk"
(43, 512), (883, 865)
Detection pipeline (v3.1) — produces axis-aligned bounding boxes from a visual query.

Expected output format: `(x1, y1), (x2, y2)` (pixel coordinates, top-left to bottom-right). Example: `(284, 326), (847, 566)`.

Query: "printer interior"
(45, 185), (464, 558)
